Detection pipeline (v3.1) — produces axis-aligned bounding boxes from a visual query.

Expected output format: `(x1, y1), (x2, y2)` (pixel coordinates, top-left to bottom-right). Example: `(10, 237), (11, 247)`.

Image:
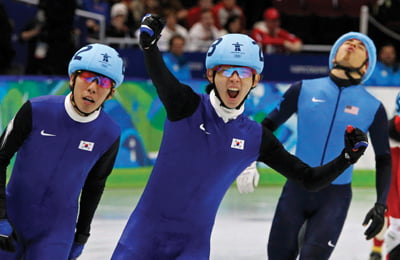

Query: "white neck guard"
(209, 89), (244, 123)
(64, 93), (101, 123)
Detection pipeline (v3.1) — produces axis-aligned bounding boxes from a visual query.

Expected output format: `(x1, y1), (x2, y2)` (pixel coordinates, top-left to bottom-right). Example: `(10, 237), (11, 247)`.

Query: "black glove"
(139, 13), (165, 50)
(0, 219), (16, 252)
(362, 202), (386, 240)
(344, 125), (368, 164)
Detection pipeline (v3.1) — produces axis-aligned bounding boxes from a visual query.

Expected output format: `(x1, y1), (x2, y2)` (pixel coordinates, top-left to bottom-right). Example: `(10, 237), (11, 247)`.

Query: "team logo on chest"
(78, 140), (95, 151)
(231, 138), (245, 150)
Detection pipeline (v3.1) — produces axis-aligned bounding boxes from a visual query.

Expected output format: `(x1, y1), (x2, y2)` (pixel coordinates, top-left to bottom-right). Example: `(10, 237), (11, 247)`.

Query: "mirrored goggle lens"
(215, 66), (255, 79)
(79, 71), (114, 89)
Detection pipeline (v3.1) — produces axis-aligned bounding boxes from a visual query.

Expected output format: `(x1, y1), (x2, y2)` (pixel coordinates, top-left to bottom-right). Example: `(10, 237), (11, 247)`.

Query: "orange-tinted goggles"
(77, 70), (115, 89)
(213, 65), (256, 79)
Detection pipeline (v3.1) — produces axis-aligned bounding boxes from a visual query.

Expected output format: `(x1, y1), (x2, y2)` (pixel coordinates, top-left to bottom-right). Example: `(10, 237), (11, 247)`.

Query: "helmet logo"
(101, 53), (111, 62)
(233, 42), (243, 52)
(99, 53), (112, 69)
(69, 43), (124, 87)
(205, 34), (264, 73)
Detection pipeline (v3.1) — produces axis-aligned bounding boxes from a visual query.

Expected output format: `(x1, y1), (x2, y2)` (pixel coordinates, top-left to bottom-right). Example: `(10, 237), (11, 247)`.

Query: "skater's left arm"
(369, 104), (391, 205)
(70, 137), (120, 257)
(258, 125), (367, 191)
(362, 104), (391, 240)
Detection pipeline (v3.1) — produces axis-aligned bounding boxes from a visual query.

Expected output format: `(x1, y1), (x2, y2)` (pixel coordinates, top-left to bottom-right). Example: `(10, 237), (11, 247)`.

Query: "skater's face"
(70, 70), (115, 115)
(333, 39), (368, 77)
(207, 65), (260, 109)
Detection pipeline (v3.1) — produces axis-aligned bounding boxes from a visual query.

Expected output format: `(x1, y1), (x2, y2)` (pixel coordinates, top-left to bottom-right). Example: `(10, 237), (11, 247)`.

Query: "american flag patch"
(78, 140), (95, 151)
(344, 105), (359, 115)
(231, 138), (245, 150)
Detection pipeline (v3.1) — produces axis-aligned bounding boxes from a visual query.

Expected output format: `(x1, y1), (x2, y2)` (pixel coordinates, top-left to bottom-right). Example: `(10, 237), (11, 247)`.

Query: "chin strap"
(70, 96), (97, 117)
(333, 58), (368, 84)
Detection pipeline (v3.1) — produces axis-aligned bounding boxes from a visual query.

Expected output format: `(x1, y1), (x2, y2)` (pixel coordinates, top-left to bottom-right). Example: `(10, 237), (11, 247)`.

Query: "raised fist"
(139, 14), (165, 50)
(344, 125), (368, 164)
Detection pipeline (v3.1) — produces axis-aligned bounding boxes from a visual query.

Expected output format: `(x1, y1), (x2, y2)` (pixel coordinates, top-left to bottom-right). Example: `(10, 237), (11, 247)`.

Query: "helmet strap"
(333, 58), (368, 84)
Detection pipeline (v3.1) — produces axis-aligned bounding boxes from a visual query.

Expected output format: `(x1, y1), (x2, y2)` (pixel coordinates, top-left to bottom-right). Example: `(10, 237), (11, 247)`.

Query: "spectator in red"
(188, 9), (219, 52)
(211, 0), (245, 31)
(369, 92), (400, 260)
(251, 7), (303, 54)
(186, 0), (214, 28)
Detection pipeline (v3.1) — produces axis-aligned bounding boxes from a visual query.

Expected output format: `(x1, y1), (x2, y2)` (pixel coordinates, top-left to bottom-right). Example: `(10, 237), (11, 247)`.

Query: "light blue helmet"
(68, 43), (125, 88)
(329, 32), (376, 83)
(205, 33), (264, 74)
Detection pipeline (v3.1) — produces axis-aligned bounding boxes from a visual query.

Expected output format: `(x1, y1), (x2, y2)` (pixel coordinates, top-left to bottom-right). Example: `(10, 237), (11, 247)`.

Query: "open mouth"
(227, 88), (239, 98)
(83, 97), (95, 103)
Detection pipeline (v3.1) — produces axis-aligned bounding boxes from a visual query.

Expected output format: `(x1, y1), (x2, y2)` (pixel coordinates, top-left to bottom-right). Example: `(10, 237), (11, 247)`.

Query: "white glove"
(236, 161), (259, 193)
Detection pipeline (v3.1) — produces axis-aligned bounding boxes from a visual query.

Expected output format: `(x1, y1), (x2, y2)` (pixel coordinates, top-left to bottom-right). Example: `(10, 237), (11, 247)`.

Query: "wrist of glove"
(236, 162), (260, 194)
(362, 202), (386, 240)
(74, 233), (89, 244)
(343, 125), (368, 164)
(0, 219), (16, 252)
(68, 233), (89, 260)
(139, 13), (165, 50)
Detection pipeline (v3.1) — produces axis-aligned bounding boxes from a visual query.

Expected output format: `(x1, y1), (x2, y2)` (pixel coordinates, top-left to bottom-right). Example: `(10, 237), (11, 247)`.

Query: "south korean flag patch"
(231, 138), (245, 150)
(79, 140), (95, 151)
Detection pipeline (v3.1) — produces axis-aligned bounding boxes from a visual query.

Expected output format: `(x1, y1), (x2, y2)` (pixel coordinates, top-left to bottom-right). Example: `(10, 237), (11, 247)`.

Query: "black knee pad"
(388, 244), (400, 260)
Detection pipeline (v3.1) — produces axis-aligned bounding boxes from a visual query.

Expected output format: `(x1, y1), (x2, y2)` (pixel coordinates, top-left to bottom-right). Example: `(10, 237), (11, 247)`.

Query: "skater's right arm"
(139, 14), (200, 121)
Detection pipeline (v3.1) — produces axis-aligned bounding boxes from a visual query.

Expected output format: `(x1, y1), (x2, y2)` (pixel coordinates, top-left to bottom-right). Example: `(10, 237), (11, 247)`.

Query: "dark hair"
(223, 15), (240, 33)
(168, 34), (186, 49)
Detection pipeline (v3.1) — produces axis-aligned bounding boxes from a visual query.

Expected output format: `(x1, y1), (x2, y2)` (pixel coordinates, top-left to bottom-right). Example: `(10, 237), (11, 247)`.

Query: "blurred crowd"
(2, 0), (400, 82)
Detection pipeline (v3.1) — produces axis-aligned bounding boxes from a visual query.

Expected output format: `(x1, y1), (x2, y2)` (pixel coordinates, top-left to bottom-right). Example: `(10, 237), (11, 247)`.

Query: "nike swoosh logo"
(328, 240), (335, 247)
(199, 123), (211, 135)
(312, 97), (326, 103)
(40, 130), (56, 137)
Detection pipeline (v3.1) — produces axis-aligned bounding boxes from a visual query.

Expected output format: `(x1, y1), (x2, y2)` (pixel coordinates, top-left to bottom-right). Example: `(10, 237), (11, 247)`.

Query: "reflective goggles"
(213, 65), (256, 79)
(77, 70), (115, 89)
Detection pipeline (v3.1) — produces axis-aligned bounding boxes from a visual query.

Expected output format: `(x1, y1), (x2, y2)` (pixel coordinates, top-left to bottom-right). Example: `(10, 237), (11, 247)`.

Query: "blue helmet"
(68, 43), (125, 88)
(329, 32), (376, 83)
(205, 33), (264, 74)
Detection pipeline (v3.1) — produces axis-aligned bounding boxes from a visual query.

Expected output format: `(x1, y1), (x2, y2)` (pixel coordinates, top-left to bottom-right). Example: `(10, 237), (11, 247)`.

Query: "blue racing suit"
(111, 45), (354, 260)
(265, 76), (391, 259)
(0, 94), (120, 260)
